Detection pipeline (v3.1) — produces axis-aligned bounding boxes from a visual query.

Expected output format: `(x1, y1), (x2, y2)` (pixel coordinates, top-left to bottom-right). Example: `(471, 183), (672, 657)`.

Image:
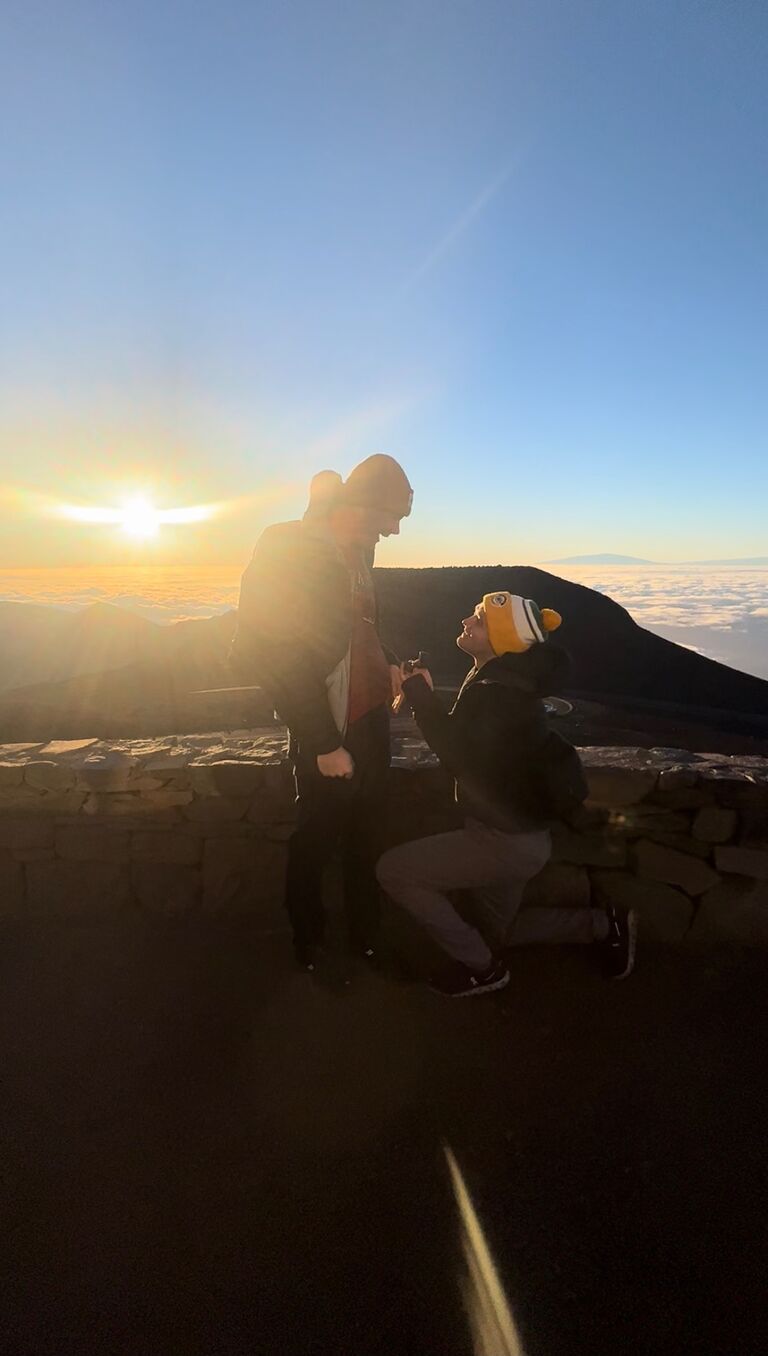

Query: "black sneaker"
(429, 957), (510, 998)
(601, 905), (637, 980)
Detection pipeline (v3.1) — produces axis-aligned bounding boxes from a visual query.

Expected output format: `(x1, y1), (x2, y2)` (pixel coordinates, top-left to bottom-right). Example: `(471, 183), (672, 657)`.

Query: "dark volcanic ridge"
(0, 567), (766, 745)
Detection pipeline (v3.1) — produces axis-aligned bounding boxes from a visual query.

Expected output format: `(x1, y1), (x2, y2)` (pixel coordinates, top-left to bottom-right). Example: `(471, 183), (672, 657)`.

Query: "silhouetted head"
(330, 455), (413, 551)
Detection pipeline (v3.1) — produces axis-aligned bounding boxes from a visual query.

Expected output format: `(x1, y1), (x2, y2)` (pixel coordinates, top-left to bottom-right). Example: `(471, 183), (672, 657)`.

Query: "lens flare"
(444, 1144), (525, 1356)
(55, 497), (219, 536)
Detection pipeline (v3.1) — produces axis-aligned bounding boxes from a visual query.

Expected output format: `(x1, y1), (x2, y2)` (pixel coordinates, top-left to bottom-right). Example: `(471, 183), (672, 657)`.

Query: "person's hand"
(316, 747), (355, 779)
(389, 664), (404, 712)
(402, 663), (434, 690)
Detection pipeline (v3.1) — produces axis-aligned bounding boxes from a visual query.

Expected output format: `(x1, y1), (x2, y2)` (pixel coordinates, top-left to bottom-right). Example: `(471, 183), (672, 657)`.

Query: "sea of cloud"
(0, 566), (242, 625)
(0, 562), (766, 679)
(548, 564), (768, 680)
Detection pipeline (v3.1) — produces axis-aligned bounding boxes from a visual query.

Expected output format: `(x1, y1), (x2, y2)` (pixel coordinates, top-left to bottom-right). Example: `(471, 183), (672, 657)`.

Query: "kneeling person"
(377, 593), (636, 996)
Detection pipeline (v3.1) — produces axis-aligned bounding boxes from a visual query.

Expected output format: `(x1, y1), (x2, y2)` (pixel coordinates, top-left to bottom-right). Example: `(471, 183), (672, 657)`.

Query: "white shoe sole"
(431, 970), (511, 999)
(611, 909), (638, 980)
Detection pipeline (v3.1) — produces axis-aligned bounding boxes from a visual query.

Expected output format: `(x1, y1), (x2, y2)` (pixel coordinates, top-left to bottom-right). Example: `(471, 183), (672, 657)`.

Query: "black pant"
(285, 706), (390, 952)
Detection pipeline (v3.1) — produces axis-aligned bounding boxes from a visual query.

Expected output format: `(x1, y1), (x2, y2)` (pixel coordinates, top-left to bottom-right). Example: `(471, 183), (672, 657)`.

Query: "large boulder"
(692, 806), (738, 844)
(38, 739), (99, 757)
(183, 797), (250, 823)
(714, 846), (768, 881)
(24, 761), (76, 792)
(585, 766), (658, 807)
(202, 761), (266, 798)
(634, 840), (720, 897)
(521, 861), (591, 910)
(78, 751), (138, 792)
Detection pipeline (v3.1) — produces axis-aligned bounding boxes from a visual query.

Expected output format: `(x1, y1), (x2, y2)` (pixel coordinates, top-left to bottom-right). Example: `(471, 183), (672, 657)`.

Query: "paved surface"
(3, 914), (767, 1356)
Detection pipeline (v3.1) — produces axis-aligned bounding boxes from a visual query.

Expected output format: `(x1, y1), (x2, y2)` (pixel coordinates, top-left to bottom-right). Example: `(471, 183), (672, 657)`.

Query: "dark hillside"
(375, 567), (768, 715)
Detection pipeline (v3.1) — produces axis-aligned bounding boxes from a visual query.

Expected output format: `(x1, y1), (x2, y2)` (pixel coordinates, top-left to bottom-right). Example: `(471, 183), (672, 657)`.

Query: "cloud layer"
(549, 565), (768, 679)
(1, 563), (766, 679)
(0, 566), (241, 625)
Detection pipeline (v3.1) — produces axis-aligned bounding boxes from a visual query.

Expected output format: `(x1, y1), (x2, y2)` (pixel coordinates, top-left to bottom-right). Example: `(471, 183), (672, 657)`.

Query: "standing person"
(231, 455), (413, 969)
(376, 593), (637, 996)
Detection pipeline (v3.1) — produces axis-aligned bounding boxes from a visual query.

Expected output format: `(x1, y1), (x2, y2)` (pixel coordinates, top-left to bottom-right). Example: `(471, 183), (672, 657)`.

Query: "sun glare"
(120, 496), (160, 538)
(55, 496), (220, 537)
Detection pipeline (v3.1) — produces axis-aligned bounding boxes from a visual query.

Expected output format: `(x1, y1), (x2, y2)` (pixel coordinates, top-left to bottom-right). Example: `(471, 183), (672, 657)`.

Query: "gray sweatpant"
(376, 820), (606, 972)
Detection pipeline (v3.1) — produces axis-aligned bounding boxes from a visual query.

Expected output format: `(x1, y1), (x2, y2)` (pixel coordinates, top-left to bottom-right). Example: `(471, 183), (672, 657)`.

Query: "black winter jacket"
(402, 645), (571, 832)
(230, 518), (395, 756)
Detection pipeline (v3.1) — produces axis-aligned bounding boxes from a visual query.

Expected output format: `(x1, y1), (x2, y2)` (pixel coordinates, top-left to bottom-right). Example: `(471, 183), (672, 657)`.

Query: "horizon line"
(2, 557), (768, 571)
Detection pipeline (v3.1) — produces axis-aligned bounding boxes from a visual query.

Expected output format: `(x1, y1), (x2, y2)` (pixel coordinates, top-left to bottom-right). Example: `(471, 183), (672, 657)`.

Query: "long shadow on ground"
(2, 915), (767, 1355)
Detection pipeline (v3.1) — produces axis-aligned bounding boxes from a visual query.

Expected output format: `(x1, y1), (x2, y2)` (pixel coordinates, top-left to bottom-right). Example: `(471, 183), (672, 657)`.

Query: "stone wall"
(1, 727), (767, 944)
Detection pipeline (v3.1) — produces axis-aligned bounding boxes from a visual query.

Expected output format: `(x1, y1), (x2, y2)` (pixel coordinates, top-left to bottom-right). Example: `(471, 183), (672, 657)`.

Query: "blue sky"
(1, 0), (767, 565)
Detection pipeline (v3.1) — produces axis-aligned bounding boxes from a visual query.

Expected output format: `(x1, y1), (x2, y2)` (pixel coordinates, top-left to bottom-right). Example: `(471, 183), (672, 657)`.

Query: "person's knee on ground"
(375, 843), (410, 895)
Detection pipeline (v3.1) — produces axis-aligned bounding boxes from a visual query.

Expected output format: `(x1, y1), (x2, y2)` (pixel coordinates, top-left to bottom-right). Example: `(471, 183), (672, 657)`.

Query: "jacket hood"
(480, 643), (570, 697)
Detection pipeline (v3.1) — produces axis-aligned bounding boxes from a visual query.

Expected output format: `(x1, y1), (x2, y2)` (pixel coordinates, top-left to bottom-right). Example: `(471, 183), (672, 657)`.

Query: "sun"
(54, 493), (222, 536)
(119, 495), (161, 538)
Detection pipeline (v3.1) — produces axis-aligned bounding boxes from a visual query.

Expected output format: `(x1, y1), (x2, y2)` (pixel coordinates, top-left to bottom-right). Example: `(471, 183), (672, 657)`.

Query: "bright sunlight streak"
(444, 1144), (524, 1356)
(56, 496), (218, 538)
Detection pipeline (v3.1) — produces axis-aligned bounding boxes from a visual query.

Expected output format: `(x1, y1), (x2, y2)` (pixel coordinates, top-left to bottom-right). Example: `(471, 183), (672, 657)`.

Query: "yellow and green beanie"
(482, 592), (562, 656)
